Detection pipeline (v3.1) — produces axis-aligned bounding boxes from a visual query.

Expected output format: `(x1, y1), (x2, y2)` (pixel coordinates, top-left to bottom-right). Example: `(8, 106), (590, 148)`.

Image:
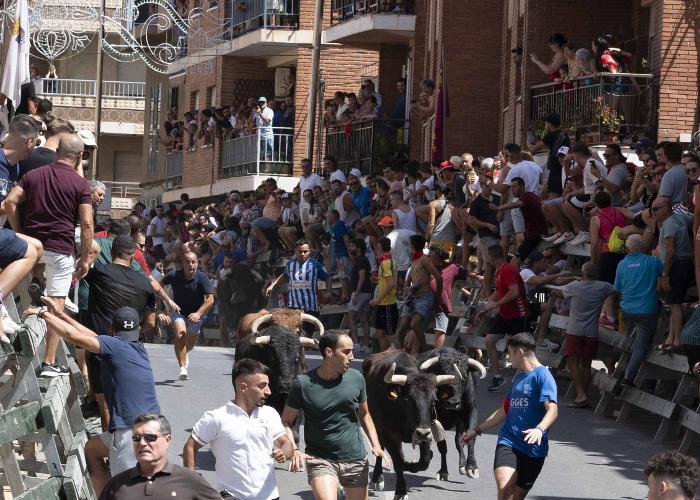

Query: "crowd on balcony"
(161, 96), (295, 152)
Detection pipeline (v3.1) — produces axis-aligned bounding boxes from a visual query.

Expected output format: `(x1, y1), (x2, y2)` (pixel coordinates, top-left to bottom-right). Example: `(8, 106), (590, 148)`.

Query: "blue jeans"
(623, 312), (658, 381)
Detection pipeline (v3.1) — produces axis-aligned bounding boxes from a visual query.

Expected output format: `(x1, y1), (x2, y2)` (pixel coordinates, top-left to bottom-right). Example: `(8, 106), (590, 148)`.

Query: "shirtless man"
(397, 234), (443, 353)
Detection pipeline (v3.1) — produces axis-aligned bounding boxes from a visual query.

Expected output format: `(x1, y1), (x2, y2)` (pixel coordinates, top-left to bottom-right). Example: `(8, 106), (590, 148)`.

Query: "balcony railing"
(37, 79), (146, 98)
(165, 150), (183, 190)
(331, 0), (415, 25)
(325, 118), (408, 176)
(225, 0), (299, 40)
(103, 181), (143, 198)
(220, 127), (293, 179)
(529, 73), (657, 144)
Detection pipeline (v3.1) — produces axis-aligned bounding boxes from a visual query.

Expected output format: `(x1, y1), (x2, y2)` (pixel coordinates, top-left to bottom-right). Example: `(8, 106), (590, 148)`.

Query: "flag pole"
(92, 0), (106, 180)
(441, 45), (447, 159)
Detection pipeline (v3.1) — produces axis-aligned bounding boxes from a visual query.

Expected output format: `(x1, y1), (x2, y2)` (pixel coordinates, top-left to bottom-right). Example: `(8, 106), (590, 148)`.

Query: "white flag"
(1, 0), (30, 111)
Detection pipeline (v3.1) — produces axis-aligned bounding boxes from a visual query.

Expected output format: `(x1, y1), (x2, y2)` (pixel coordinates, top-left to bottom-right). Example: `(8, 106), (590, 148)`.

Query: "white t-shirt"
(582, 159), (607, 195)
(148, 216), (167, 246)
(192, 402), (285, 500)
(505, 160), (542, 193)
(299, 173), (322, 224)
(422, 175), (436, 201)
(387, 228), (415, 271)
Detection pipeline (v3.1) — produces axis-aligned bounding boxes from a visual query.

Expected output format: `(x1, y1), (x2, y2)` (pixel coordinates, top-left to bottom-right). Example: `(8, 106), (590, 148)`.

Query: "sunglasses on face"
(132, 433), (165, 443)
(348, 181), (359, 187)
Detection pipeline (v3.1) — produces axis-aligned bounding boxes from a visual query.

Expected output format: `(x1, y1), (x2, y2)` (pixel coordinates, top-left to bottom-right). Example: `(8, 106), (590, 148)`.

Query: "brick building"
(141, 0), (699, 205)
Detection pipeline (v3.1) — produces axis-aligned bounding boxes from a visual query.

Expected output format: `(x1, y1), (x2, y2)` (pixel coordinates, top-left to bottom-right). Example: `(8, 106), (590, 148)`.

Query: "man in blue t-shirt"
(25, 301), (160, 496)
(461, 333), (558, 499)
(327, 209), (351, 303)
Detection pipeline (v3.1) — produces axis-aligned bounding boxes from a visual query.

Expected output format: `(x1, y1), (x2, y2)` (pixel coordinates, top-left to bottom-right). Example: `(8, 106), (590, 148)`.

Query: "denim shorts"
(170, 313), (205, 335)
(401, 291), (434, 321)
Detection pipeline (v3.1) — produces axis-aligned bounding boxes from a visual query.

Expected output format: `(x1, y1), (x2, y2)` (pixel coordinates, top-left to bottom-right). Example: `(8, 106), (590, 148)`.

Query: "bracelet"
(536, 425), (546, 434)
(474, 427), (482, 436)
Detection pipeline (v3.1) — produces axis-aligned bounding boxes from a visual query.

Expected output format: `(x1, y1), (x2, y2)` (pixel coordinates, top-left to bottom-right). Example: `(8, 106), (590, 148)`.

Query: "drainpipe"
(305, 0), (324, 160)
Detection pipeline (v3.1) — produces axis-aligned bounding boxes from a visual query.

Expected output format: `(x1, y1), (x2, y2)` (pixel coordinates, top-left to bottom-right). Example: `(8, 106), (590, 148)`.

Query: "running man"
(159, 251), (214, 381)
(461, 333), (558, 500)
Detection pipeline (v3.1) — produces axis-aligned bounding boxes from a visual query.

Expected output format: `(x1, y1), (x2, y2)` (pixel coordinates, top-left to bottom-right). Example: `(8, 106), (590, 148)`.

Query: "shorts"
(431, 311), (449, 333)
(563, 334), (599, 360)
(597, 252), (625, 284)
(100, 428), (136, 476)
(171, 313), (205, 335)
(512, 208), (525, 234)
(306, 457), (369, 488)
(401, 292), (434, 321)
(251, 217), (277, 231)
(542, 197), (563, 208)
(40, 251), (75, 296)
(632, 211), (647, 228)
(494, 444), (545, 491)
(666, 259), (694, 305)
(499, 209), (514, 237)
(569, 194), (591, 209)
(684, 345), (700, 375)
(374, 303), (399, 335)
(348, 292), (372, 312)
(431, 239), (455, 260)
(0, 228), (28, 268)
(516, 236), (542, 262)
(478, 236), (500, 266)
(490, 315), (529, 337)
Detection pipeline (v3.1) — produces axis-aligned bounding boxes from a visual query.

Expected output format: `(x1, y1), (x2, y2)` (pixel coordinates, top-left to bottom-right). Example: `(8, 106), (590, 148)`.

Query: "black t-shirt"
(469, 193), (501, 238)
(19, 148), (58, 179)
(449, 173), (467, 205)
(162, 269), (213, 315)
(542, 129), (569, 194)
(14, 82), (36, 115)
(87, 263), (156, 334)
(350, 255), (372, 293)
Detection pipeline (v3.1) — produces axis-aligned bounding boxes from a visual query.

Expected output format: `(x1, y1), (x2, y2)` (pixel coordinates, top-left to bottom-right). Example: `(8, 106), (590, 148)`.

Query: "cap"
(378, 215), (394, 227)
(281, 192), (290, 199)
(631, 137), (654, 151)
(76, 130), (97, 148)
(439, 160), (452, 168)
(112, 307), (141, 341)
(557, 146), (570, 156)
(439, 164), (456, 174)
(257, 96), (267, 103)
(349, 168), (362, 178)
(229, 192), (240, 201)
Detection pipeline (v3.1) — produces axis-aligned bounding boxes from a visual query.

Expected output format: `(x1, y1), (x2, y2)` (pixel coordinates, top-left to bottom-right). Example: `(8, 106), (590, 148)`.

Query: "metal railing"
(529, 72), (657, 144)
(165, 150), (183, 190)
(38, 78), (146, 98)
(330, 0), (415, 25)
(325, 118), (408, 176)
(220, 126), (293, 178)
(103, 180), (143, 198)
(226, 0), (300, 40)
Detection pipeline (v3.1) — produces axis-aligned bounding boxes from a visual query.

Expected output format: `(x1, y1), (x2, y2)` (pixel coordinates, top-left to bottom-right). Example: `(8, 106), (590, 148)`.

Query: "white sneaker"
(179, 367), (188, 381)
(552, 232), (574, 246)
(572, 231), (590, 245)
(64, 296), (79, 315)
(1, 305), (19, 334)
(542, 232), (561, 242)
(537, 339), (560, 351)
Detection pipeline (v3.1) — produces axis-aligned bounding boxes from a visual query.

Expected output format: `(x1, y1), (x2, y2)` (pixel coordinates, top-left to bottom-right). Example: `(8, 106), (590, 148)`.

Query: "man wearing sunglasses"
(23, 300), (160, 496)
(100, 413), (220, 499)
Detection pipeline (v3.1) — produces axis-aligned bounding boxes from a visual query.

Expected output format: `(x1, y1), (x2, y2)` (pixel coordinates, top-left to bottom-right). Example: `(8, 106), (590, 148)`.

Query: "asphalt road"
(146, 344), (686, 500)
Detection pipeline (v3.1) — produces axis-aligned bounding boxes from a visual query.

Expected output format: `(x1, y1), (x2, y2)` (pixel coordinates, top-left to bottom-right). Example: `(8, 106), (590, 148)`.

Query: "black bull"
(362, 350), (464, 500)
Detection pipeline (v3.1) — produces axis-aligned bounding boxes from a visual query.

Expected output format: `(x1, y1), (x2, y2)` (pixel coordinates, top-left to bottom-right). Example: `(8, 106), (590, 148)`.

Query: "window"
(206, 86), (215, 108)
(170, 86), (179, 110)
(191, 91), (199, 112)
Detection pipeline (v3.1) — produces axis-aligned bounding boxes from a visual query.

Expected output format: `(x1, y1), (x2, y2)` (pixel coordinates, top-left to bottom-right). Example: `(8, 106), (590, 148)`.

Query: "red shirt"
(94, 230), (108, 238)
(134, 249), (152, 276)
(495, 263), (529, 320)
(520, 192), (547, 239)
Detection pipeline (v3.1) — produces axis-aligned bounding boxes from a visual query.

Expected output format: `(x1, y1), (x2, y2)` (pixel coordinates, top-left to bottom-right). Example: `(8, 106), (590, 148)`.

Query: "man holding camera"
(252, 97), (274, 160)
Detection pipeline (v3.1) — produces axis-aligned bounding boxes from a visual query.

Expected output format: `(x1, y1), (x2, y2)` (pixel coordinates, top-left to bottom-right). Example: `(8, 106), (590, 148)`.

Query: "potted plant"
(593, 96), (624, 143)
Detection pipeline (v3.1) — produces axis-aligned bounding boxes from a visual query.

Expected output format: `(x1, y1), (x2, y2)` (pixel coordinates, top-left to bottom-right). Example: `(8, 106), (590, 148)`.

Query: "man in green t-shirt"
(282, 332), (384, 499)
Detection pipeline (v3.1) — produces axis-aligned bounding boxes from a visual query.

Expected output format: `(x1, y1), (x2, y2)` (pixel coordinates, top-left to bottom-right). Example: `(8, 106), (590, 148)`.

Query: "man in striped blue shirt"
(266, 239), (331, 316)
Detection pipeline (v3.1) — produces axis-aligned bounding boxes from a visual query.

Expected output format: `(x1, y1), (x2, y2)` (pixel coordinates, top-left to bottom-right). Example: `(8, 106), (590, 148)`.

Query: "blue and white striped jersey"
(284, 257), (329, 311)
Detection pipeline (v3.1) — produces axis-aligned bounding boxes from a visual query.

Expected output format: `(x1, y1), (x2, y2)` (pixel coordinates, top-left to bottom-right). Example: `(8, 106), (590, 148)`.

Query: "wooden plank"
(548, 314), (569, 330)
(16, 316), (47, 358)
(678, 402), (700, 453)
(618, 386), (677, 420)
(62, 453), (94, 500)
(14, 478), (62, 500)
(643, 352), (690, 374)
(40, 376), (72, 434)
(319, 305), (349, 315)
(0, 442), (26, 496)
(0, 401), (40, 445)
(559, 242), (591, 257)
(598, 327), (632, 352)
(537, 350), (564, 370)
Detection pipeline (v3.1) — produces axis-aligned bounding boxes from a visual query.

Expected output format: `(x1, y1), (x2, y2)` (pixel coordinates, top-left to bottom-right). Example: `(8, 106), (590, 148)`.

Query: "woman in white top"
(390, 190), (417, 233)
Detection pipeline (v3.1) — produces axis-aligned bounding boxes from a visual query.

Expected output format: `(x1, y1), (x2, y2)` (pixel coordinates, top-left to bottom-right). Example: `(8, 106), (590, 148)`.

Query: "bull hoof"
(466, 467), (480, 479)
(393, 495), (407, 500)
(435, 472), (448, 481)
(370, 476), (385, 491)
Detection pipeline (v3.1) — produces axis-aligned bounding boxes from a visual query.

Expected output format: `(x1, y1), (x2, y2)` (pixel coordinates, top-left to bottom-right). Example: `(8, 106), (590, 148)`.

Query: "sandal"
(567, 400), (591, 408)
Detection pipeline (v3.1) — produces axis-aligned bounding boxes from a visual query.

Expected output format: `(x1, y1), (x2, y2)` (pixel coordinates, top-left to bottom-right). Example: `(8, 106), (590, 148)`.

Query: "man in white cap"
(252, 97), (274, 160)
(297, 158), (321, 231)
(348, 169), (371, 218)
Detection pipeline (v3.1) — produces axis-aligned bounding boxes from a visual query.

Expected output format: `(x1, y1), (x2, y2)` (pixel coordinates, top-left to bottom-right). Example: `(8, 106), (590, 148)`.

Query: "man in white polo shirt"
(183, 359), (295, 500)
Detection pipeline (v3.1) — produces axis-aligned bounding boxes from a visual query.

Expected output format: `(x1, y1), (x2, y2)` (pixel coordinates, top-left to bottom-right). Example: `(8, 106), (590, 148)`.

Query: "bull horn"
(253, 335), (270, 346)
(419, 356), (440, 371)
(435, 365), (463, 386)
(468, 359), (487, 379)
(301, 313), (324, 336)
(251, 314), (273, 335)
(383, 362), (407, 386)
(299, 337), (319, 349)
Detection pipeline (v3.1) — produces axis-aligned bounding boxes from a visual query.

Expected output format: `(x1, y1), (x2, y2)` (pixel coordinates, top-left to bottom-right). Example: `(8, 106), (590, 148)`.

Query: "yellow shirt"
(377, 258), (397, 306)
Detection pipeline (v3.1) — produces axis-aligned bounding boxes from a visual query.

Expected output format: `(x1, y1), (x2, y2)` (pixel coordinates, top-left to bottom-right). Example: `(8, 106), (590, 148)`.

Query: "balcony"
(36, 78), (145, 135)
(165, 150), (183, 190)
(325, 0), (415, 44)
(219, 127), (293, 179)
(102, 181), (143, 210)
(529, 73), (657, 145)
(325, 118), (408, 176)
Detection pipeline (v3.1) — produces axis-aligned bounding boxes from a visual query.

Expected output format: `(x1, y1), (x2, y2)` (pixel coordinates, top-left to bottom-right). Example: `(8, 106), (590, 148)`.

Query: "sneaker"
(542, 232), (561, 242)
(40, 362), (70, 378)
(1, 305), (19, 334)
(179, 367), (188, 381)
(488, 375), (506, 392)
(64, 296), (79, 315)
(570, 231), (590, 246)
(537, 339), (560, 351)
(552, 232), (574, 246)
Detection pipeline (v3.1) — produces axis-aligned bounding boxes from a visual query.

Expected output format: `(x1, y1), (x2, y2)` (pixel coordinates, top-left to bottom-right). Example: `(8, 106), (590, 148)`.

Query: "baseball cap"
(76, 129), (97, 148)
(112, 307), (141, 341)
(258, 96), (267, 103)
(557, 146), (570, 156)
(439, 163), (456, 174)
(349, 168), (362, 179)
(378, 215), (394, 227)
(281, 192), (290, 200)
(630, 137), (654, 151)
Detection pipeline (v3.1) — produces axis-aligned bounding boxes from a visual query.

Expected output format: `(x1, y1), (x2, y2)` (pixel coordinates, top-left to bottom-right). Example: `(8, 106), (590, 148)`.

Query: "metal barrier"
(103, 181), (143, 198)
(331, 0), (415, 24)
(220, 127), (293, 179)
(165, 150), (183, 190)
(529, 73), (657, 143)
(324, 118), (407, 176)
(38, 79), (146, 98)
(228, 0), (299, 39)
